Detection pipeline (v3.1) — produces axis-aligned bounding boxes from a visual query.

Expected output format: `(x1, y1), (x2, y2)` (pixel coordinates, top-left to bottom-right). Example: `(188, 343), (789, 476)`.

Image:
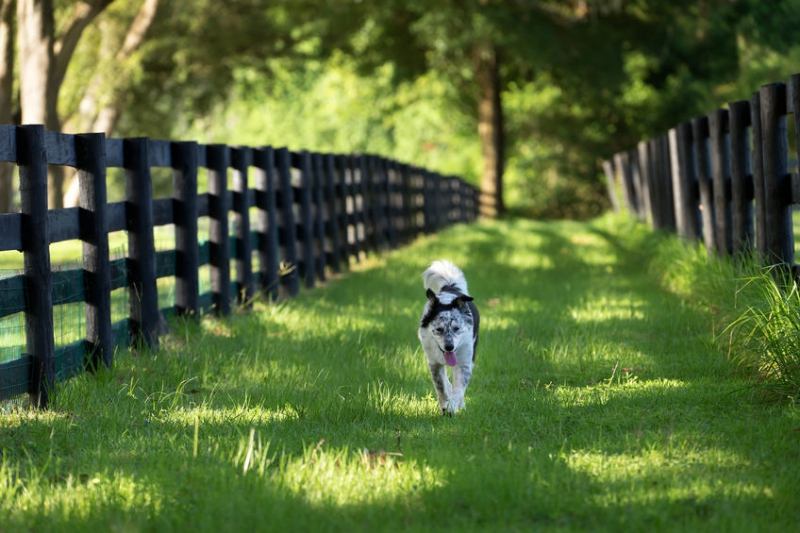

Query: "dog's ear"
(426, 288), (437, 302)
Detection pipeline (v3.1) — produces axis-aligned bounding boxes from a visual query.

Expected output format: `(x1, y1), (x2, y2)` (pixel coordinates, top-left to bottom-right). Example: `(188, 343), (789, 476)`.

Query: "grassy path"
(1, 216), (798, 531)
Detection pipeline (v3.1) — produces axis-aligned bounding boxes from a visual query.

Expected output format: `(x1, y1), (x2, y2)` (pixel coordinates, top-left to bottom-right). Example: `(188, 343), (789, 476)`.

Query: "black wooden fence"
(604, 73), (800, 272)
(0, 124), (479, 407)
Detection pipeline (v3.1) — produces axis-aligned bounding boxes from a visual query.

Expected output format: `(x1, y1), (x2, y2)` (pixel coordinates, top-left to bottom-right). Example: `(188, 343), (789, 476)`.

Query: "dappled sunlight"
(5, 218), (800, 530)
(482, 313), (521, 333)
(555, 377), (690, 408)
(503, 252), (556, 272)
(255, 303), (388, 342)
(0, 469), (166, 526)
(563, 447), (770, 509)
(268, 441), (443, 510)
(567, 295), (648, 322)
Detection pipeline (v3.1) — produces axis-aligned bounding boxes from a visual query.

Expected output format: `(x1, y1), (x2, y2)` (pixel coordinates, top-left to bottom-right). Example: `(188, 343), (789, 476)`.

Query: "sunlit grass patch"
(563, 447), (771, 514)
(2, 216), (800, 531)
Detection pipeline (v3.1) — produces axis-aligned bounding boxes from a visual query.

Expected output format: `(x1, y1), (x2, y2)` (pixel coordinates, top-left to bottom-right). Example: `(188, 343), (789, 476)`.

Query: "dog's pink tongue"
(444, 351), (457, 367)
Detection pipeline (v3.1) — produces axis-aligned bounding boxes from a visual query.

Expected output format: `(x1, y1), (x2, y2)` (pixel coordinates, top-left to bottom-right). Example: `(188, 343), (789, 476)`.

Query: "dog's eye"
(453, 326), (460, 332)
(435, 327), (444, 334)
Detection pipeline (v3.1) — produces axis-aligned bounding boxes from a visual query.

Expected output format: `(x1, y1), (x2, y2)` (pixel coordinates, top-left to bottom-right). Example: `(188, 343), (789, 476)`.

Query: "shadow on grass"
(3, 219), (799, 530)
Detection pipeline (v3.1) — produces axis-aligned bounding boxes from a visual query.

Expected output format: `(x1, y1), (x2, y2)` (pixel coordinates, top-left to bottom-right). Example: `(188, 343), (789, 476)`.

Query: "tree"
(2, 0), (349, 208)
(16, 0), (114, 207)
(0, 0), (162, 209)
(331, 0), (786, 219)
(61, 0), (159, 207)
(4, 0), (798, 216)
(0, 0), (14, 213)
(333, 0), (632, 218)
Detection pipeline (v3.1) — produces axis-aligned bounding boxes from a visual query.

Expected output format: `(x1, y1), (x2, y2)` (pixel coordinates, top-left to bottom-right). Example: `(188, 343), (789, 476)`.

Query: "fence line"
(605, 73), (800, 272)
(0, 125), (480, 407)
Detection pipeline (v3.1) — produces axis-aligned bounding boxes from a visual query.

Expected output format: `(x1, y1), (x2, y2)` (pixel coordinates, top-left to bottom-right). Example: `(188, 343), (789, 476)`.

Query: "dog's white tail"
(423, 260), (468, 294)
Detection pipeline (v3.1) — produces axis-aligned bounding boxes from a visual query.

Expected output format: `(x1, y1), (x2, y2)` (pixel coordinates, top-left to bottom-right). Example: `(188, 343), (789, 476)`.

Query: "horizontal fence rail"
(604, 73), (800, 272)
(0, 125), (479, 407)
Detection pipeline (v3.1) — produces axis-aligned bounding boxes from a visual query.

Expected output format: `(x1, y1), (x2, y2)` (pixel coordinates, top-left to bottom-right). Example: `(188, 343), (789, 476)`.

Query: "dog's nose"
(444, 342), (455, 352)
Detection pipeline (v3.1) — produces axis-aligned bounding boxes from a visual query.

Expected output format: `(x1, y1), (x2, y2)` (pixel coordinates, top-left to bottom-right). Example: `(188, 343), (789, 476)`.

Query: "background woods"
(1, 1), (800, 218)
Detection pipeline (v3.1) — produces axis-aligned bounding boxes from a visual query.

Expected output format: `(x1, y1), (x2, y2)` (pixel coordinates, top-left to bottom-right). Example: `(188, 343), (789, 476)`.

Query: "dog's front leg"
(428, 363), (452, 415)
(446, 363), (473, 413)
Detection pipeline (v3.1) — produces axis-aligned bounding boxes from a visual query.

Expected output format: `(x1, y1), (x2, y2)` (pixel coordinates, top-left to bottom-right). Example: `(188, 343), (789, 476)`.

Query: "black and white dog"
(418, 260), (480, 415)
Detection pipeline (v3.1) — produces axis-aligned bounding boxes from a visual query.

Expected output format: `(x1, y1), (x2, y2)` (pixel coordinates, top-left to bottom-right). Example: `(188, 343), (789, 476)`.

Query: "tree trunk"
(473, 44), (504, 219)
(17, 0), (63, 207)
(0, 0), (15, 212)
(17, 0), (53, 126)
(18, 0), (115, 208)
(63, 0), (158, 207)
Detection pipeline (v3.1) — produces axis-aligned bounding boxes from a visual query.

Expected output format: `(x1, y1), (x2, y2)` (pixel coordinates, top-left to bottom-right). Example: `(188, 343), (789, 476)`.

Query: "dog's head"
(421, 288), (475, 363)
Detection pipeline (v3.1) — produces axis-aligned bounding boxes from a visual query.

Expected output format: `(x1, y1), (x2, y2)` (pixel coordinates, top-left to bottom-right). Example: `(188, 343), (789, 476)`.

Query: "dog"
(418, 260), (480, 415)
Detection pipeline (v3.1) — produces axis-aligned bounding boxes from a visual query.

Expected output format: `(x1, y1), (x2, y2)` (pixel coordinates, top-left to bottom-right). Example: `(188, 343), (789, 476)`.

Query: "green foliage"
(191, 55), (483, 186)
(651, 230), (800, 404)
(50, 0), (800, 219)
(726, 269), (800, 403)
(2, 217), (799, 530)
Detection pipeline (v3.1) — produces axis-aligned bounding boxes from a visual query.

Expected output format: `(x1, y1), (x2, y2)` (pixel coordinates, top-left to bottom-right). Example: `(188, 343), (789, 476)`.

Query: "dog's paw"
(442, 397), (465, 415)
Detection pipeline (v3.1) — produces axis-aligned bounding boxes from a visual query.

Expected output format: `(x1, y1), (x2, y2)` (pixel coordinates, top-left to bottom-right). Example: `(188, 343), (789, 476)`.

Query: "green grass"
(0, 227), (210, 362)
(1, 215), (799, 531)
(654, 230), (800, 403)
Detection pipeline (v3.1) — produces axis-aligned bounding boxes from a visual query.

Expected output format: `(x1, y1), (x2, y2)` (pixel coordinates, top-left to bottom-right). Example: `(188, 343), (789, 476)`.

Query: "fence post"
(353, 155), (366, 261)
(614, 151), (637, 216)
(759, 82), (793, 268)
(660, 135), (676, 230)
(709, 109), (733, 256)
(791, 74), (800, 267)
(232, 147), (254, 307)
(76, 132), (113, 371)
(637, 141), (654, 224)
(601, 159), (621, 213)
(353, 155), (371, 252)
(629, 150), (642, 220)
(294, 151), (315, 289)
(377, 157), (391, 247)
(311, 153), (326, 282)
(691, 116), (716, 256)
(668, 122), (700, 242)
(399, 163), (413, 242)
(253, 146), (280, 301)
(449, 177), (459, 226)
(172, 141), (200, 317)
(276, 147), (299, 297)
(433, 171), (443, 231)
(124, 137), (160, 350)
(750, 91), (768, 262)
(18, 125), (55, 407)
(421, 169), (433, 234)
(207, 144), (231, 316)
(467, 178), (477, 223)
(449, 176), (461, 226)
(323, 153), (343, 273)
(384, 159), (399, 248)
(648, 135), (675, 231)
(337, 154), (357, 264)
(728, 100), (754, 256)
(364, 156), (378, 250)
(792, 74), (800, 202)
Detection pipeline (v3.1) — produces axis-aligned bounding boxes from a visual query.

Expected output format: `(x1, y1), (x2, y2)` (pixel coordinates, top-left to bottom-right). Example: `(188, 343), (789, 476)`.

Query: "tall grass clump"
(651, 234), (800, 403)
(726, 267), (800, 402)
